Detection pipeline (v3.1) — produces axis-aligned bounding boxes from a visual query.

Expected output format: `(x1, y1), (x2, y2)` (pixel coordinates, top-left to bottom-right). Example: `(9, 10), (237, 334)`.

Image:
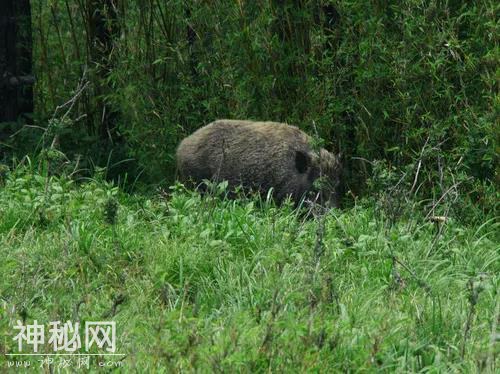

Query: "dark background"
(1, 0), (497, 219)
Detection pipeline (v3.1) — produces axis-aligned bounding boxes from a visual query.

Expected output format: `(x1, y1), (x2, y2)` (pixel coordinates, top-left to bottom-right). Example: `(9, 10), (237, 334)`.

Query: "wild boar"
(176, 120), (341, 206)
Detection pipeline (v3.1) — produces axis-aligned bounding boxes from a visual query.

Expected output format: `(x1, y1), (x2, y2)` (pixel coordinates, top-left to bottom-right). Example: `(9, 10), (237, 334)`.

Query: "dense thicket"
(2, 1), (498, 218)
(0, 0), (33, 146)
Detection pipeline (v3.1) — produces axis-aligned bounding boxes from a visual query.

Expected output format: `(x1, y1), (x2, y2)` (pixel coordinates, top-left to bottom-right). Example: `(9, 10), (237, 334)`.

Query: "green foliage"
(1, 2), (497, 370)
(4, 0), (492, 205)
(1, 165), (498, 371)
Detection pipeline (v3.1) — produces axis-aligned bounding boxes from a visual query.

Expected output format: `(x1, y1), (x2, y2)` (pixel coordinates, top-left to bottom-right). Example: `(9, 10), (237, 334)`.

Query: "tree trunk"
(185, 5), (197, 77)
(270, 0), (310, 105)
(0, 0), (34, 148)
(87, 0), (119, 142)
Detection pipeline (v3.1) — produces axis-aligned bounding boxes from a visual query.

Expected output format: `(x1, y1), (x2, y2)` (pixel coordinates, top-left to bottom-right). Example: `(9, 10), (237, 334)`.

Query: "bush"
(5, 1), (496, 209)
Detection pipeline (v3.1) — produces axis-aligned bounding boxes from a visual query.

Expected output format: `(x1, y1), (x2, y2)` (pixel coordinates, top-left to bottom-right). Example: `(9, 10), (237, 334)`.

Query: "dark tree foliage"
(4, 1), (497, 217)
(86, 0), (120, 142)
(0, 0), (34, 158)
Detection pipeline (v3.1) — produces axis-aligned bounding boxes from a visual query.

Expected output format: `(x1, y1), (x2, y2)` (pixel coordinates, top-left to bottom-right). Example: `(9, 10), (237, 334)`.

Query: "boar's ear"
(295, 150), (310, 174)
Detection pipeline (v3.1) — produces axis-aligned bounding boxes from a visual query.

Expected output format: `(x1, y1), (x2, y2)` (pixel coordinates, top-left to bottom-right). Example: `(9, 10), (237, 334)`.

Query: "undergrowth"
(0, 163), (498, 372)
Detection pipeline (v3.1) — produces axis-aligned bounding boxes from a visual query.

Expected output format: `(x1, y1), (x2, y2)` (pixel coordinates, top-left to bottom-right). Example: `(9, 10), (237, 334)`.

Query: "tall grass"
(0, 163), (498, 371)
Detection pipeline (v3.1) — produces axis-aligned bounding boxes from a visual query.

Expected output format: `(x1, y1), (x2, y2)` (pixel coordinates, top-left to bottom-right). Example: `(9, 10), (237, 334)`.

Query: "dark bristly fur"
(176, 120), (341, 206)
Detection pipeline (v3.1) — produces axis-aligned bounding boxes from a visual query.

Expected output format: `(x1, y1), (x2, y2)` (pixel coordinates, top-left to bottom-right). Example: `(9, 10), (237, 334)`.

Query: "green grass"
(0, 165), (498, 372)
